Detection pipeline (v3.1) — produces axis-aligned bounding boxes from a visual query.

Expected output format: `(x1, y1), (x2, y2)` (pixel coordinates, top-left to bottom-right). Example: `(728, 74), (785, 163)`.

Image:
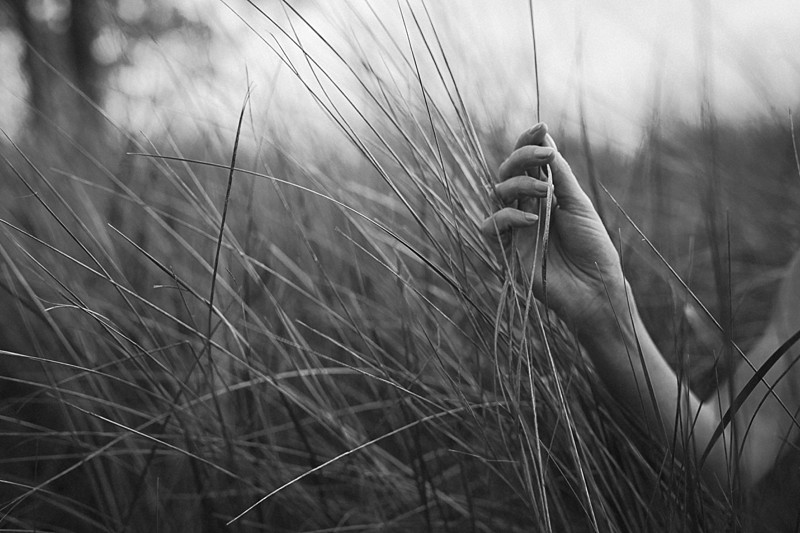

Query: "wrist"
(572, 280), (641, 348)
(569, 281), (663, 413)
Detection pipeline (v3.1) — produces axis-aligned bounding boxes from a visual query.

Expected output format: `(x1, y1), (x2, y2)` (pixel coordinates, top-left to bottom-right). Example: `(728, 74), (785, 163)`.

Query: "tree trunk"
(5, 0), (103, 138)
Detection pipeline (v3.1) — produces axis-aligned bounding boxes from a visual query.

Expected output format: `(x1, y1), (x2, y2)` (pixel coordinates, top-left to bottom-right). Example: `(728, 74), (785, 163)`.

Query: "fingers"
(481, 208), (538, 238)
(493, 176), (551, 204)
(497, 145), (555, 183)
(483, 175), (548, 248)
(513, 122), (549, 150)
(485, 123), (597, 255)
(497, 122), (553, 184)
(501, 123), (593, 212)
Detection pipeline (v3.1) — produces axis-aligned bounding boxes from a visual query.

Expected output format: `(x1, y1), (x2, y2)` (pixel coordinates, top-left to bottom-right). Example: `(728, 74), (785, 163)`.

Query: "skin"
(481, 123), (800, 493)
(480, 122), (625, 324)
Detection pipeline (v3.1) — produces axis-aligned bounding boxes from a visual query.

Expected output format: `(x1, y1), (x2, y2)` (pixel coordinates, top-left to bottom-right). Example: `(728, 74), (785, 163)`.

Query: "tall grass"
(0, 2), (798, 532)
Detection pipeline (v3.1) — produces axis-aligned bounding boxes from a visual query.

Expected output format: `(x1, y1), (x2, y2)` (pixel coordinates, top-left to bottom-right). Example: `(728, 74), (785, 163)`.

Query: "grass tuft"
(0, 2), (798, 532)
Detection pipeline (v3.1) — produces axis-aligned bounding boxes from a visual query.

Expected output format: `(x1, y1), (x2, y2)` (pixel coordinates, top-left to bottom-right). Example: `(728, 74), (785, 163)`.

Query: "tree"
(2, 0), (103, 135)
(1, 0), (210, 139)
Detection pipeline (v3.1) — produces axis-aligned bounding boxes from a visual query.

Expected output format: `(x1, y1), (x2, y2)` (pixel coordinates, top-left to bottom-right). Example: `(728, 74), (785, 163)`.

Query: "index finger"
(497, 145), (555, 182)
(514, 122), (549, 150)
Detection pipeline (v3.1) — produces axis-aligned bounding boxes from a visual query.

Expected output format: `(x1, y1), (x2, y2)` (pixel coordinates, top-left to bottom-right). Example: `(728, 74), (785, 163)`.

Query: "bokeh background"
(1, 1), (800, 531)
(4, 1), (800, 145)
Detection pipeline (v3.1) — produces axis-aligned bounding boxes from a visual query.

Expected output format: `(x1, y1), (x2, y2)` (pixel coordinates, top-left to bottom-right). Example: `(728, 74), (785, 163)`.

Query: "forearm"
(488, 123), (796, 490)
(573, 285), (733, 490)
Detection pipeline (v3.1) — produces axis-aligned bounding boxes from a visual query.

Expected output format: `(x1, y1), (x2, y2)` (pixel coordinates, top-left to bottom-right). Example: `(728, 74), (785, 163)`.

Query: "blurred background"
(2, 1), (800, 531)
(3, 0), (799, 148)
(4, 0), (797, 381)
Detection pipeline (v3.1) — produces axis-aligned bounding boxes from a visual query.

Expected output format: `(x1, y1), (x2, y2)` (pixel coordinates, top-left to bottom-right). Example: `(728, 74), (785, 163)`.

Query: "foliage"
(0, 2), (798, 532)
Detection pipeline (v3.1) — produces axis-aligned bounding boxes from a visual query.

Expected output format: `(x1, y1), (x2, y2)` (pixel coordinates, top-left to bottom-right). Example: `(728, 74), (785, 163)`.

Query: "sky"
(2, 0), (799, 153)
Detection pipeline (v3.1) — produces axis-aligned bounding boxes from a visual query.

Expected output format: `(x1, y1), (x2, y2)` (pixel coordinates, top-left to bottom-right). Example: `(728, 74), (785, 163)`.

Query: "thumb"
(543, 133), (594, 212)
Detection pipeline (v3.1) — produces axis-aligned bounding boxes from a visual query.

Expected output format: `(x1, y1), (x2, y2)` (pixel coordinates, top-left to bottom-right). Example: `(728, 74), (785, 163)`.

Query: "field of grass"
(1, 2), (799, 532)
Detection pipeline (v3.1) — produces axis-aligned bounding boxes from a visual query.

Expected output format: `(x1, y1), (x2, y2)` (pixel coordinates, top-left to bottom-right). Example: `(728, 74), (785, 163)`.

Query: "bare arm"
(575, 283), (732, 490)
(719, 253), (800, 487)
(481, 123), (800, 492)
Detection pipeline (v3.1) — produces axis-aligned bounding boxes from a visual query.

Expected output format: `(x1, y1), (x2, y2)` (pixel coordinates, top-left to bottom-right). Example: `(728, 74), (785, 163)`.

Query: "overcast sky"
(2, 0), (799, 152)
(148, 0), (800, 151)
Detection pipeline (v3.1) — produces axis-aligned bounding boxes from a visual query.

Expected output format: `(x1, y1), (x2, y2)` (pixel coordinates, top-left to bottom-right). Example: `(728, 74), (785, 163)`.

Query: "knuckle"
(497, 157), (513, 181)
(493, 181), (511, 201)
(480, 216), (497, 236)
(497, 206), (514, 219)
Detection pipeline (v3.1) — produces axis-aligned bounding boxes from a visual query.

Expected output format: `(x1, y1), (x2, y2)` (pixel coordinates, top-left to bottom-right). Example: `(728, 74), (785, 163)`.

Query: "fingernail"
(524, 213), (539, 222)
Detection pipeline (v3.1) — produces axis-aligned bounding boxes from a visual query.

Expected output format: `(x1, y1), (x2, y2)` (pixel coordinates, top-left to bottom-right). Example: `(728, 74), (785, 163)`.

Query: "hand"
(481, 123), (626, 327)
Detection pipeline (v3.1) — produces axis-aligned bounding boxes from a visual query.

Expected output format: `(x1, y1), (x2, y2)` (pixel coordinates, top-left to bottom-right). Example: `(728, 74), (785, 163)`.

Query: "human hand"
(481, 123), (626, 327)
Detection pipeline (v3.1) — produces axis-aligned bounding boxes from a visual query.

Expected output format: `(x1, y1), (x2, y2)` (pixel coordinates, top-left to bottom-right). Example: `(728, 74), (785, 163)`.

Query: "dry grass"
(0, 2), (798, 532)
